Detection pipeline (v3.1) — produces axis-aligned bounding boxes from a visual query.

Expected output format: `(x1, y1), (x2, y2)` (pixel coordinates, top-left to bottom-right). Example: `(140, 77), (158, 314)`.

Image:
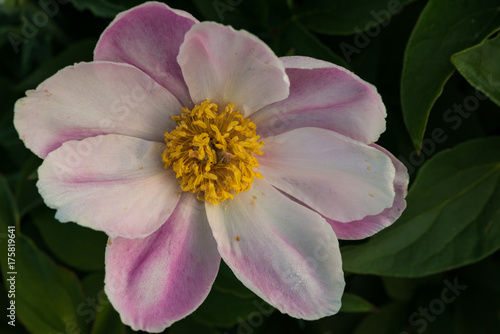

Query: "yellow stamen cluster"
(162, 101), (264, 205)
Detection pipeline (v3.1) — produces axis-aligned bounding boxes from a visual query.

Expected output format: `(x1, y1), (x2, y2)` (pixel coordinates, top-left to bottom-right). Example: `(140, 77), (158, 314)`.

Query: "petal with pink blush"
(37, 135), (180, 238)
(206, 179), (344, 320)
(258, 127), (396, 223)
(94, 2), (198, 106)
(251, 56), (386, 144)
(178, 22), (289, 116)
(14, 61), (181, 158)
(105, 193), (220, 332)
(327, 144), (409, 240)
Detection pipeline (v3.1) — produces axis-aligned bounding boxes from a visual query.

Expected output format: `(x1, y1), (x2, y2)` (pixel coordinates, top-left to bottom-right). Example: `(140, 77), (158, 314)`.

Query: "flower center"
(162, 100), (264, 205)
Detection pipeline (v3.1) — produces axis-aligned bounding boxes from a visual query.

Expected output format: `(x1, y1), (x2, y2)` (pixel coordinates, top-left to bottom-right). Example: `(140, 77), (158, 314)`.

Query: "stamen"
(162, 101), (264, 205)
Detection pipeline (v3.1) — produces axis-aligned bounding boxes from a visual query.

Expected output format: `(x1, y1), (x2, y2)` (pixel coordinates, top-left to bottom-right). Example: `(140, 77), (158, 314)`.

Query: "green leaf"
(79, 273), (125, 334)
(0, 74), (15, 117)
(339, 293), (375, 313)
(1, 235), (89, 334)
(381, 276), (438, 302)
(91, 292), (125, 334)
(0, 175), (18, 232)
(14, 154), (42, 218)
(297, 0), (417, 35)
(187, 0), (223, 21)
(276, 22), (349, 68)
(79, 274), (125, 334)
(254, 316), (323, 334)
(193, 288), (273, 328)
(353, 302), (410, 334)
(170, 316), (220, 334)
(68, 0), (126, 18)
(0, 0), (26, 13)
(212, 261), (254, 298)
(190, 262), (267, 328)
(31, 206), (107, 271)
(342, 137), (500, 277)
(14, 38), (96, 94)
(191, 0), (269, 30)
(452, 33), (500, 107)
(80, 273), (105, 303)
(401, 0), (500, 151)
(68, 273), (106, 330)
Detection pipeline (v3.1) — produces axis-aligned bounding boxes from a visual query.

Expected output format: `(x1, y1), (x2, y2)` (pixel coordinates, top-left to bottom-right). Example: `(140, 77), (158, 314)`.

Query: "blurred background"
(1, 0), (499, 333)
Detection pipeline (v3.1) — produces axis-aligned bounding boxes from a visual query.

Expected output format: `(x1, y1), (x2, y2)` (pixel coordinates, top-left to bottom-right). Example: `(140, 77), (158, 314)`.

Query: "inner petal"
(162, 101), (263, 205)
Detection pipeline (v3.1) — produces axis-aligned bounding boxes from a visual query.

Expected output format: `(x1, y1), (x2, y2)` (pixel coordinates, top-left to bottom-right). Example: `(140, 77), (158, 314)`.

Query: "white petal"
(258, 127), (396, 222)
(206, 179), (345, 319)
(105, 193), (220, 332)
(328, 144), (409, 239)
(252, 56), (386, 144)
(37, 135), (180, 238)
(178, 22), (289, 115)
(95, 2), (199, 106)
(14, 61), (181, 158)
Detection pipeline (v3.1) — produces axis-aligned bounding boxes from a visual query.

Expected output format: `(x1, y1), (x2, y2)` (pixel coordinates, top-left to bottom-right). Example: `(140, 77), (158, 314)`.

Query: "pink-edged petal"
(37, 135), (180, 238)
(258, 127), (396, 223)
(105, 193), (220, 332)
(251, 56), (386, 144)
(327, 144), (409, 239)
(94, 2), (198, 106)
(14, 61), (181, 159)
(206, 179), (344, 319)
(178, 22), (289, 116)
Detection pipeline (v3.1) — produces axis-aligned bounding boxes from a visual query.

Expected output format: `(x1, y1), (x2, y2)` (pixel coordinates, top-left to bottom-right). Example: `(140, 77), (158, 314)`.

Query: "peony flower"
(14, 2), (408, 332)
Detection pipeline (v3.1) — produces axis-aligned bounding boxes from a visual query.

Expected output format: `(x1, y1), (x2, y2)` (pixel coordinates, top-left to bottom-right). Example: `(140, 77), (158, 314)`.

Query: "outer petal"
(14, 61), (181, 158)
(37, 135), (180, 238)
(327, 144), (409, 239)
(251, 56), (386, 144)
(94, 2), (198, 106)
(178, 22), (289, 116)
(206, 179), (344, 319)
(105, 193), (220, 332)
(258, 128), (396, 223)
